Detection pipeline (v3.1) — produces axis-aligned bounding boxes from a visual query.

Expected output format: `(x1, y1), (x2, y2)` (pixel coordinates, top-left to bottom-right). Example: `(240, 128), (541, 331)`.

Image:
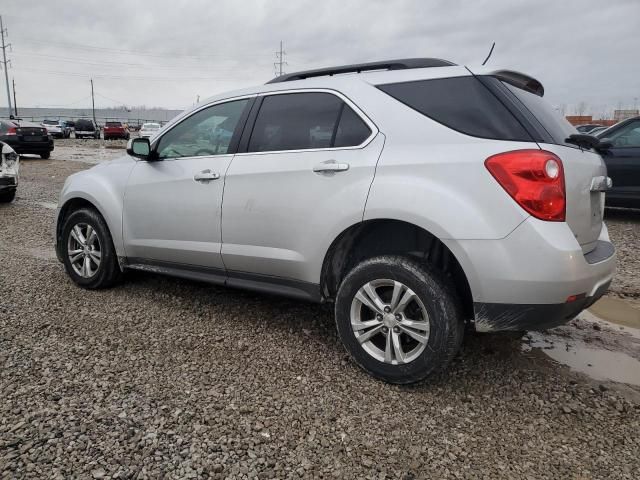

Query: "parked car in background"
(139, 122), (161, 138)
(103, 121), (130, 140)
(594, 116), (640, 208)
(41, 119), (65, 138)
(576, 124), (603, 133)
(0, 119), (54, 159)
(55, 58), (616, 384)
(0, 141), (19, 203)
(75, 119), (100, 139)
(587, 126), (608, 136)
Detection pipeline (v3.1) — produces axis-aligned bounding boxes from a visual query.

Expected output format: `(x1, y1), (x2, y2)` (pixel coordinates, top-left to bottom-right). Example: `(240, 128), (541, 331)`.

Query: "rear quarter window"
(377, 76), (532, 141)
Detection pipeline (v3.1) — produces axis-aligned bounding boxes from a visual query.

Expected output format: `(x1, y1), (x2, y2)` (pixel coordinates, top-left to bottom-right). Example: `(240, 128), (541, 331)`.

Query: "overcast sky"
(2, 0), (639, 116)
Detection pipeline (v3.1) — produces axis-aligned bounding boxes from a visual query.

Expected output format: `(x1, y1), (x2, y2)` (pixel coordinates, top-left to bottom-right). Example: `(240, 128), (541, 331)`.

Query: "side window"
(249, 92), (369, 152)
(334, 105), (372, 148)
(378, 77), (532, 141)
(608, 121), (640, 148)
(157, 99), (248, 159)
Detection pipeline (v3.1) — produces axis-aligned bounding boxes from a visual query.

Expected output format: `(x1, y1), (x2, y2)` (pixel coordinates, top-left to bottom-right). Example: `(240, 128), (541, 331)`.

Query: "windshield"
(143, 123), (160, 130)
(42, 120), (58, 125)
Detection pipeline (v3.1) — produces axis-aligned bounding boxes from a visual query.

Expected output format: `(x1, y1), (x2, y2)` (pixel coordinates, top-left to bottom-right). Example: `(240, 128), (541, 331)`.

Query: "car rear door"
(221, 90), (382, 288)
(122, 97), (253, 270)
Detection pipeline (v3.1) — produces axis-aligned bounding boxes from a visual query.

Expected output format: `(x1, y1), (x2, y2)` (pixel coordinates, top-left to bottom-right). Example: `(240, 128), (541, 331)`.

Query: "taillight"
(485, 149), (565, 222)
(6, 126), (17, 136)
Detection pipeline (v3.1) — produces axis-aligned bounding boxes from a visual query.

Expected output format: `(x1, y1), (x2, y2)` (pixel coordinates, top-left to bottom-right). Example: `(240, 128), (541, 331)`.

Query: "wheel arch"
(320, 219), (474, 320)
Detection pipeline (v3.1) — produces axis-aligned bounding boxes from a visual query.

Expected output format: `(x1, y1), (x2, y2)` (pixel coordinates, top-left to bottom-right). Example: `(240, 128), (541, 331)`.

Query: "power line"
(0, 15), (12, 113)
(16, 38), (267, 60)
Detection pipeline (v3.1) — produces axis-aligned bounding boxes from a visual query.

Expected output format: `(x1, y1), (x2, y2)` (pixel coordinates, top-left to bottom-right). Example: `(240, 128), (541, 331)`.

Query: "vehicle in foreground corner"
(74, 119), (100, 139)
(0, 142), (19, 202)
(593, 116), (640, 208)
(103, 121), (130, 140)
(0, 119), (54, 159)
(54, 58), (616, 384)
(139, 122), (161, 138)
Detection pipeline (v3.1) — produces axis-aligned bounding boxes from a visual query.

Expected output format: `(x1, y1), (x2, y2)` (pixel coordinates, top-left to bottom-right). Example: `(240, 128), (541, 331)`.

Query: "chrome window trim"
(235, 88), (379, 156)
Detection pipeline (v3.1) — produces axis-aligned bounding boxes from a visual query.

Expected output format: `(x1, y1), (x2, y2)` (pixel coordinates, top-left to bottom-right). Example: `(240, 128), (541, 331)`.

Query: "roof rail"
(266, 58), (456, 84)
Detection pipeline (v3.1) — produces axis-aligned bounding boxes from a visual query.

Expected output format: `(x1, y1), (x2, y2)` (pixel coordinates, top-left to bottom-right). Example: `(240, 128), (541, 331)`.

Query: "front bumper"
(445, 218), (616, 332)
(0, 176), (17, 192)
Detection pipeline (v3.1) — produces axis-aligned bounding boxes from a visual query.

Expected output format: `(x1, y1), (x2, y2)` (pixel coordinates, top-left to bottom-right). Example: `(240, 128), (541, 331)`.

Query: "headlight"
(4, 151), (18, 166)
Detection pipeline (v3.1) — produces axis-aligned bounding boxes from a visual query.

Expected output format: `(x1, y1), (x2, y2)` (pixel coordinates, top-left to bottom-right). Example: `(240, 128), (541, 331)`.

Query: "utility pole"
(0, 15), (12, 115)
(90, 78), (96, 125)
(12, 77), (17, 116)
(274, 40), (287, 77)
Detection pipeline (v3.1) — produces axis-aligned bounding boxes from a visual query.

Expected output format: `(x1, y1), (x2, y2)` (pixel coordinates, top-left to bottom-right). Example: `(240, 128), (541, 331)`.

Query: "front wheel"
(0, 189), (16, 203)
(40, 152), (51, 159)
(61, 208), (122, 289)
(335, 255), (464, 384)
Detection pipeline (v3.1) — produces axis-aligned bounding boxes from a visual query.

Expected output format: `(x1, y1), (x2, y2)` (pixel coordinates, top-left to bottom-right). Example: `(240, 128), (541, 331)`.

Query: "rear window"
(503, 82), (576, 145)
(105, 122), (122, 127)
(378, 76), (532, 141)
(76, 120), (94, 129)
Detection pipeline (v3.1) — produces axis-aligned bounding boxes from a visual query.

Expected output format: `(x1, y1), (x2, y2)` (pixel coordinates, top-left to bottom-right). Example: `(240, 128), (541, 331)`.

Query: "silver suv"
(55, 59), (616, 383)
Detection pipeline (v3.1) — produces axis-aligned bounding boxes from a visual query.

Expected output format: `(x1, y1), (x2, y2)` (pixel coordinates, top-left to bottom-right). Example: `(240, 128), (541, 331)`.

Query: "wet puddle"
(523, 297), (640, 386)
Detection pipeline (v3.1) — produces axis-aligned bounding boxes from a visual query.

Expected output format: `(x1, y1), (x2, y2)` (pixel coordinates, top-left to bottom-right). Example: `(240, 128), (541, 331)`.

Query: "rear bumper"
(3, 138), (54, 154)
(474, 279), (610, 331)
(445, 217), (616, 332)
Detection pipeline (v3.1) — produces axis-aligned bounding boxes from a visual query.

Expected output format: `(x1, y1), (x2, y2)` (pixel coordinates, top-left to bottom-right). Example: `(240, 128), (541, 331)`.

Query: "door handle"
(194, 170), (220, 182)
(313, 160), (350, 173)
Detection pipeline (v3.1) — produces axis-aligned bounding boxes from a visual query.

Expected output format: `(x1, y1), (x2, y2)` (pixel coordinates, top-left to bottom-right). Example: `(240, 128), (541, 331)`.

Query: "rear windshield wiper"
(565, 133), (609, 151)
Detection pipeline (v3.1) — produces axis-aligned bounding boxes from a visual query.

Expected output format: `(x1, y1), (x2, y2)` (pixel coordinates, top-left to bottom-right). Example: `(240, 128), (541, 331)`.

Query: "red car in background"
(103, 121), (130, 140)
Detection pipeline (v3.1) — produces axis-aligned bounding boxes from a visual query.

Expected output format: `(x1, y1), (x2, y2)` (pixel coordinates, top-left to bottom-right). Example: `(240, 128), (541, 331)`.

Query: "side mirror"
(127, 137), (156, 160)
(596, 137), (613, 154)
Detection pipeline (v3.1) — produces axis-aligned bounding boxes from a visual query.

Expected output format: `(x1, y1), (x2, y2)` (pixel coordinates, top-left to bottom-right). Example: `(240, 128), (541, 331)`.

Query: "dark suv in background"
(0, 119), (54, 159)
(75, 119), (100, 139)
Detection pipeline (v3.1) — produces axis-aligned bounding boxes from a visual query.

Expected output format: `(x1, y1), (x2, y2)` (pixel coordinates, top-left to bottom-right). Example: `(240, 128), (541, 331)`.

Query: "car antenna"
(482, 42), (496, 66)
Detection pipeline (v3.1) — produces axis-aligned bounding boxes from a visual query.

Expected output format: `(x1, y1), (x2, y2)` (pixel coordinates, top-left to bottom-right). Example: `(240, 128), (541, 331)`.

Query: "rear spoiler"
(489, 69), (544, 97)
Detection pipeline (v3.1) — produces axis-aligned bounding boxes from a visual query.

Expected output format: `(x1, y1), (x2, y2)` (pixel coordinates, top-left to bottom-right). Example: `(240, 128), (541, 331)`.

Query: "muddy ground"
(1, 141), (639, 479)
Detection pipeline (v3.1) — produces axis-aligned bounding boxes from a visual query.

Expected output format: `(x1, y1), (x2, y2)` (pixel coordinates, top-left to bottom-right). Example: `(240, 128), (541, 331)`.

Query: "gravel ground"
(1, 152), (639, 479)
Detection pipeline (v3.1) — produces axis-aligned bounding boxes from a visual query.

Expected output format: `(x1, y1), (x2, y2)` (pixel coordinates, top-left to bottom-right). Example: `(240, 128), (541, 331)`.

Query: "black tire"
(75, 134), (82, 139)
(61, 208), (122, 289)
(40, 152), (51, 159)
(0, 189), (16, 203)
(335, 255), (464, 384)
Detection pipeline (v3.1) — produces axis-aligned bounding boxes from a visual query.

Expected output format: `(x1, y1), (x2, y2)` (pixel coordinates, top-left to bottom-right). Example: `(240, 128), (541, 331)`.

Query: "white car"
(139, 123), (161, 138)
(0, 142), (19, 203)
(41, 120), (65, 138)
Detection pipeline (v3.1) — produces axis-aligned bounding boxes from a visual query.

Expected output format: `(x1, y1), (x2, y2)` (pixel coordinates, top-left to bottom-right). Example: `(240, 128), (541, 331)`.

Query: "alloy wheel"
(67, 222), (102, 278)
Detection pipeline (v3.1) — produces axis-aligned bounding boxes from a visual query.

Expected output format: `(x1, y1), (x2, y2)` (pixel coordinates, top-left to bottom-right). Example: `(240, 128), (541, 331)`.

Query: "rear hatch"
(494, 76), (606, 254)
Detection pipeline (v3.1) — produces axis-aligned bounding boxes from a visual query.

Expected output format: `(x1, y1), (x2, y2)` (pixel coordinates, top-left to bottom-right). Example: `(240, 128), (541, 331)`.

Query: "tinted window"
(334, 105), (372, 148)
(156, 99), (248, 159)
(503, 82), (576, 145)
(249, 93), (344, 152)
(76, 120), (94, 130)
(378, 76), (532, 141)
(106, 122), (122, 127)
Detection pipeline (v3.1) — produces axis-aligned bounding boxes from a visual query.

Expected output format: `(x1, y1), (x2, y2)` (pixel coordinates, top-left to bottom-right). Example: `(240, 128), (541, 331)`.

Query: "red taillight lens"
(6, 126), (17, 136)
(485, 149), (565, 222)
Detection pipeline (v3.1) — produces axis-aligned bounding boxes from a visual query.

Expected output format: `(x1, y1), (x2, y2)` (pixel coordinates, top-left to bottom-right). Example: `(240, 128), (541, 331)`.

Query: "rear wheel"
(0, 189), (16, 203)
(61, 208), (122, 289)
(335, 255), (464, 384)
(40, 152), (51, 159)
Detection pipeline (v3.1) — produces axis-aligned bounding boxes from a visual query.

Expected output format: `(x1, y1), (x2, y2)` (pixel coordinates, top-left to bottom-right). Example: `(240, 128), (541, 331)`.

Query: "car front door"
(601, 119), (640, 206)
(221, 91), (383, 292)
(123, 97), (252, 270)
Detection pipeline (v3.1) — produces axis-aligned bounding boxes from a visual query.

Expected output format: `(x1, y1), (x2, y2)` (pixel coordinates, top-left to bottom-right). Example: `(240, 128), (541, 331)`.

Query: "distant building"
(614, 109), (639, 121)
(565, 115), (617, 127)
